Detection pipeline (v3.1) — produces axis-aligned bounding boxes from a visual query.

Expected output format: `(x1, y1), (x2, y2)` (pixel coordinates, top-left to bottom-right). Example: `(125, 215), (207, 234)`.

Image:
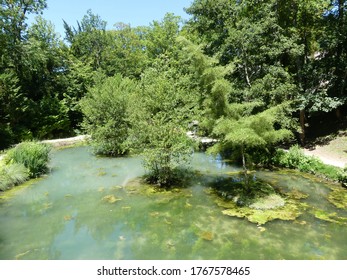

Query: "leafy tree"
(80, 74), (136, 156)
(129, 61), (196, 186)
(64, 9), (108, 70)
(145, 13), (182, 60)
(209, 104), (292, 175)
(101, 23), (148, 78)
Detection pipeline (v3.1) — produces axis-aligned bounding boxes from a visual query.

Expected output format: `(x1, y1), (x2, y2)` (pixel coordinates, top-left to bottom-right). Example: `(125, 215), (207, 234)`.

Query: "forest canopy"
(1, 0), (346, 167)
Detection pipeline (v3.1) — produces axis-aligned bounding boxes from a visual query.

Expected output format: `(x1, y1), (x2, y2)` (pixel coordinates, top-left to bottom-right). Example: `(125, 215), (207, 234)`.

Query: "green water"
(0, 146), (346, 260)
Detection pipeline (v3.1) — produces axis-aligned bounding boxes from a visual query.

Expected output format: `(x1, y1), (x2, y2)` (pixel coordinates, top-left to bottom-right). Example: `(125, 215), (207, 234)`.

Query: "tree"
(129, 61), (196, 186)
(64, 9), (108, 71)
(101, 23), (148, 78)
(145, 13), (182, 60)
(80, 74), (136, 156)
(209, 104), (292, 177)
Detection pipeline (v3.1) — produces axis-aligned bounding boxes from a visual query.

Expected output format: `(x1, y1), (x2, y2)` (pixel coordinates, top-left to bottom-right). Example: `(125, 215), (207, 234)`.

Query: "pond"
(0, 146), (346, 260)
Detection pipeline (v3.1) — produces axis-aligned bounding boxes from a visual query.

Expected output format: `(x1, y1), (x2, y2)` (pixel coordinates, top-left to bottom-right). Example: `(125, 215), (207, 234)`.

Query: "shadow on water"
(0, 146), (347, 260)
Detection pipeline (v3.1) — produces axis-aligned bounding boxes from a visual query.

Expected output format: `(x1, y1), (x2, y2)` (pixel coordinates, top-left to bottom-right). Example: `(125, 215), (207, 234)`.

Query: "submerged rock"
(200, 231), (214, 241)
(102, 194), (121, 204)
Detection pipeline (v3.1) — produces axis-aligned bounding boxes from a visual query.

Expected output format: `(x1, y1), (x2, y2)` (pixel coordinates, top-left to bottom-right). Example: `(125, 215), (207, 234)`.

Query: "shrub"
(0, 163), (29, 191)
(5, 141), (51, 178)
(274, 145), (341, 181)
(80, 74), (136, 156)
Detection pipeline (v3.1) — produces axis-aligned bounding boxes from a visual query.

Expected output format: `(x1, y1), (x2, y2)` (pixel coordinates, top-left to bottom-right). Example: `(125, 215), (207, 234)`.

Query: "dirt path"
(0, 135), (89, 163)
(41, 135), (89, 147)
(303, 133), (347, 168)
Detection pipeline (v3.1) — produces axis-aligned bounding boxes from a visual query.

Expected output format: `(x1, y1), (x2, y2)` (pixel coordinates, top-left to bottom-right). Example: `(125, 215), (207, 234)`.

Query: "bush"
(0, 163), (29, 191)
(5, 141), (51, 178)
(80, 74), (136, 156)
(274, 145), (341, 181)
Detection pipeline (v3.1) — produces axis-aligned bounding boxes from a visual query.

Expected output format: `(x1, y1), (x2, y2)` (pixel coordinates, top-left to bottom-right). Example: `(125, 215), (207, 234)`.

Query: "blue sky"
(29, 0), (193, 37)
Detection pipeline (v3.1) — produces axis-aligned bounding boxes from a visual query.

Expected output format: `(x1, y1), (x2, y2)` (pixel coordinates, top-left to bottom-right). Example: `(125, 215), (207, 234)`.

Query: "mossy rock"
(102, 194), (121, 204)
(200, 231), (214, 241)
(327, 187), (347, 210)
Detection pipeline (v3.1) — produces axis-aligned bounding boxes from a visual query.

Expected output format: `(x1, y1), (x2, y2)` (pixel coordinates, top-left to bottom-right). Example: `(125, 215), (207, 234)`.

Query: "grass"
(0, 141), (52, 192)
(5, 141), (51, 178)
(274, 145), (345, 183)
(0, 163), (29, 191)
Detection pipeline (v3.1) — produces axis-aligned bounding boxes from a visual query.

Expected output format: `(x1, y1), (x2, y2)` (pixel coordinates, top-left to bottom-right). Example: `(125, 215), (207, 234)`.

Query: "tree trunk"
(336, 107), (342, 120)
(299, 109), (306, 146)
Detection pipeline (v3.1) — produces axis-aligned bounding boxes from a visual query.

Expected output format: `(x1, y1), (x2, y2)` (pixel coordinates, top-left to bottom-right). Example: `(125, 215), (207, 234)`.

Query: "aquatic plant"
(311, 208), (347, 225)
(221, 199), (304, 225)
(208, 174), (308, 225)
(327, 186), (347, 210)
(102, 194), (121, 204)
(5, 141), (51, 178)
(249, 194), (285, 210)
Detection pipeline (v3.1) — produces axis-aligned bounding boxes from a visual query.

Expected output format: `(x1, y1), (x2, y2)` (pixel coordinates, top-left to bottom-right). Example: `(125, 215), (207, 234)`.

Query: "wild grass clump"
(274, 145), (341, 181)
(5, 141), (51, 178)
(0, 163), (29, 191)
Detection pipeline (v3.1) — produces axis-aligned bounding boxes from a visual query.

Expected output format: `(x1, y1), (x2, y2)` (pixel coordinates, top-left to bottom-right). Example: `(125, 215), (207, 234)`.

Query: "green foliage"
(129, 64), (196, 186)
(80, 74), (136, 156)
(102, 24), (148, 78)
(209, 105), (293, 170)
(0, 163), (29, 191)
(274, 145), (342, 181)
(5, 141), (51, 178)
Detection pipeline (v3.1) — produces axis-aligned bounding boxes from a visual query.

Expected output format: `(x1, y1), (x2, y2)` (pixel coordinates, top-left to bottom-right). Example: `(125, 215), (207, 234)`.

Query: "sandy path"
(41, 135), (90, 147)
(304, 148), (346, 168)
(0, 135), (89, 162)
(303, 132), (347, 168)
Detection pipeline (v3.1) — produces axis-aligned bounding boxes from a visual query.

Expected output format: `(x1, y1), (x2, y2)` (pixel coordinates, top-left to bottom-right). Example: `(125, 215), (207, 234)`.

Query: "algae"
(102, 194), (121, 204)
(64, 214), (73, 221)
(200, 231), (214, 241)
(0, 177), (42, 202)
(285, 189), (309, 200)
(249, 194), (285, 210)
(222, 200), (303, 225)
(327, 186), (347, 210)
(311, 208), (347, 225)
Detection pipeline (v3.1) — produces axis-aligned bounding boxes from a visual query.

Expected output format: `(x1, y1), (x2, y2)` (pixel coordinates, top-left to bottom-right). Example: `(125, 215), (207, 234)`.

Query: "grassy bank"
(274, 145), (347, 185)
(0, 141), (51, 191)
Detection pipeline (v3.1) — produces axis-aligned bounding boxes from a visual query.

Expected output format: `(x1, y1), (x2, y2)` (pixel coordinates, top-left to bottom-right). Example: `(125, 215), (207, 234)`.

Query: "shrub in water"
(5, 141), (51, 178)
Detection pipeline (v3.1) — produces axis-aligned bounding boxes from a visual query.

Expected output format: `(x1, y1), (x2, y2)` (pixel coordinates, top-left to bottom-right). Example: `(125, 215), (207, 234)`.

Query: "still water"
(0, 146), (346, 259)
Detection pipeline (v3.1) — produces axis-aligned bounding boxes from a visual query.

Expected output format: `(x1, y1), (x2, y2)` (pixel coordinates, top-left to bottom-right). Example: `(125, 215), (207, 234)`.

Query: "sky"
(29, 0), (194, 37)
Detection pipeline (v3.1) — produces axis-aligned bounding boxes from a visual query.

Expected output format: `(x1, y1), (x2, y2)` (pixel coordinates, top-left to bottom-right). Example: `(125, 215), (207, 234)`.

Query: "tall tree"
(64, 9), (108, 70)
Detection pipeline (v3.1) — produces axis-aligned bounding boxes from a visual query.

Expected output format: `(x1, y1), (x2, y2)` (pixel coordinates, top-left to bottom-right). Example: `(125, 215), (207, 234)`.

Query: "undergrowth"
(273, 145), (346, 183)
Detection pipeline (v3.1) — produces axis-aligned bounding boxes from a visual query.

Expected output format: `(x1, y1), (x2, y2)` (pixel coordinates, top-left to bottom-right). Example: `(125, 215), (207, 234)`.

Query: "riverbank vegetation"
(1, 1), (347, 189)
(0, 142), (51, 190)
